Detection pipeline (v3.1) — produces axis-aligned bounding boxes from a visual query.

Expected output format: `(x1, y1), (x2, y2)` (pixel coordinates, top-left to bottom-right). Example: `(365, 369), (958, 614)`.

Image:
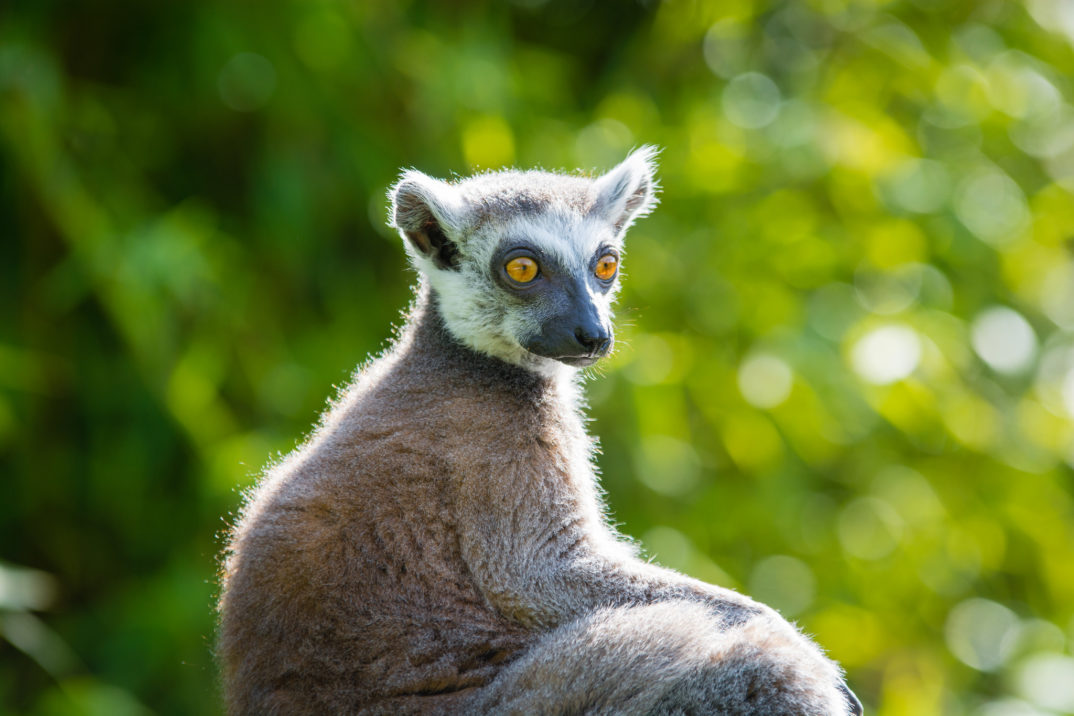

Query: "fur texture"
(217, 149), (861, 715)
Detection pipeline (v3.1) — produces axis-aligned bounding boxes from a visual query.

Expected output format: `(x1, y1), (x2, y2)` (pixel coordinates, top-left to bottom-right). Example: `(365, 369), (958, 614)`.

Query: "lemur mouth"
(558, 356), (601, 367)
(557, 354), (603, 367)
(524, 348), (605, 367)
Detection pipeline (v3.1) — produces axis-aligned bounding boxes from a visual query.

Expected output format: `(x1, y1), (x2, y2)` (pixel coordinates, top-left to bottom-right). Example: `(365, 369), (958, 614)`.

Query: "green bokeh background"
(4, 1), (1074, 714)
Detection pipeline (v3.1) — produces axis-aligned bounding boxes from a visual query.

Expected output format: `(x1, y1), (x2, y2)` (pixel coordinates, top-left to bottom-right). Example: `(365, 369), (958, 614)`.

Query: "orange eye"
(505, 256), (539, 284)
(594, 254), (619, 281)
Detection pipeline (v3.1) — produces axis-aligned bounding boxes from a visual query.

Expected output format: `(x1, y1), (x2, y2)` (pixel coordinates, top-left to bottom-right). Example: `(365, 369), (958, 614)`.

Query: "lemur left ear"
(590, 145), (660, 234)
(390, 170), (467, 271)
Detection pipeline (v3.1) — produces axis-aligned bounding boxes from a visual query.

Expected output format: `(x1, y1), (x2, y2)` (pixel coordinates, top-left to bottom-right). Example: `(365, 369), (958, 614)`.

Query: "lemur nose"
(575, 327), (611, 356)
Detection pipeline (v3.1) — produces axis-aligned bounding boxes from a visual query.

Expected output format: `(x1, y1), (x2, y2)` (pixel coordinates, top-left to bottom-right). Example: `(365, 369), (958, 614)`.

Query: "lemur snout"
(574, 327), (611, 356)
(521, 314), (611, 366)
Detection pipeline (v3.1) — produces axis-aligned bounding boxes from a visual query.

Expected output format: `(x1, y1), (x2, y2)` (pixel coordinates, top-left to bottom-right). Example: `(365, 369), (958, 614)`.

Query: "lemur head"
(390, 147), (658, 375)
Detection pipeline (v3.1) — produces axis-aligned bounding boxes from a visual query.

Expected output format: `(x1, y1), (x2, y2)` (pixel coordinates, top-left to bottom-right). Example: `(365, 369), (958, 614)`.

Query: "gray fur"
(217, 148), (861, 715)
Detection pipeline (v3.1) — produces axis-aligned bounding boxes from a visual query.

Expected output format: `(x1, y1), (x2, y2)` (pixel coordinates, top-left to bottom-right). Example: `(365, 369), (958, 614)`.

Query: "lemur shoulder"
(217, 148), (863, 715)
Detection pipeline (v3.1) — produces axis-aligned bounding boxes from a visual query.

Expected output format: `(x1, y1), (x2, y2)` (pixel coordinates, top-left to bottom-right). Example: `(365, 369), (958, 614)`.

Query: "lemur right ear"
(390, 171), (467, 271)
(590, 145), (660, 235)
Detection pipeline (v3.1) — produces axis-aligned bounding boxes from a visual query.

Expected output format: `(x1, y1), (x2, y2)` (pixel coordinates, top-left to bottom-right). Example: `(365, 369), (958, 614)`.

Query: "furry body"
(218, 151), (860, 715)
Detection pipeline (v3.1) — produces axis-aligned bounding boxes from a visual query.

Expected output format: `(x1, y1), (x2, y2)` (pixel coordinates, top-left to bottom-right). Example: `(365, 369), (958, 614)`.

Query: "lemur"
(217, 148), (863, 715)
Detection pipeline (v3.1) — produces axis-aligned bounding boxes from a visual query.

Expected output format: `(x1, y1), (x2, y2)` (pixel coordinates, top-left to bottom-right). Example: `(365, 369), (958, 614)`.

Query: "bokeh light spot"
(1016, 654), (1074, 712)
(722, 72), (781, 129)
(945, 598), (1020, 671)
(971, 306), (1037, 374)
(737, 353), (793, 409)
(871, 465), (944, 526)
(1009, 104), (1074, 160)
(986, 52), (1061, 119)
(1027, 0), (1074, 47)
(955, 168), (1030, 246)
(703, 20), (750, 79)
(0, 564), (58, 611)
(850, 325), (921, 384)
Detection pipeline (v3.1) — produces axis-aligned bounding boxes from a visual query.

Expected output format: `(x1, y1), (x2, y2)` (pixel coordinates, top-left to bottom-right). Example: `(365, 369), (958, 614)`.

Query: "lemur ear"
(590, 145), (660, 234)
(390, 170), (467, 271)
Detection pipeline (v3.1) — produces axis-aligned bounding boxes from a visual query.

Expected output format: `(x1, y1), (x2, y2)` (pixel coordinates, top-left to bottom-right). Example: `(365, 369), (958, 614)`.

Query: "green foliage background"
(3, 1), (1074, 714)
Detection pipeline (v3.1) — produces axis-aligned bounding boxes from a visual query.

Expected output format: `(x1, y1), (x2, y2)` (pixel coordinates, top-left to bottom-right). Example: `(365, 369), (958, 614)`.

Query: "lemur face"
(391, 147), (658, 375)
(489, 224), (619, 367)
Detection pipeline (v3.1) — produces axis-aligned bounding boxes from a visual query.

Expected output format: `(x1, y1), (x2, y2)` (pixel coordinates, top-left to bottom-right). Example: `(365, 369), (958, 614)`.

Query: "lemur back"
(217, 149), (862, 715)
